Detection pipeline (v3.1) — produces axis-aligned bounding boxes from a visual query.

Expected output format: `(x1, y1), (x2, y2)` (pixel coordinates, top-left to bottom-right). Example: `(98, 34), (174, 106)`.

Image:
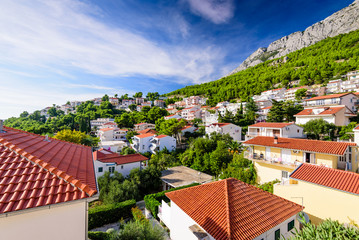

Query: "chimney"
(274, 135), (278, 144)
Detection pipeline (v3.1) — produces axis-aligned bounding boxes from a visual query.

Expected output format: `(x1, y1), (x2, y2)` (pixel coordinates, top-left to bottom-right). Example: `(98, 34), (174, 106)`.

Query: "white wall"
(0, 201), (87, 240)
(283, 125), (304, 138)
(254, 215), (298, 240)
(295, 115), (335, 125)
(94, 160), (145, 178)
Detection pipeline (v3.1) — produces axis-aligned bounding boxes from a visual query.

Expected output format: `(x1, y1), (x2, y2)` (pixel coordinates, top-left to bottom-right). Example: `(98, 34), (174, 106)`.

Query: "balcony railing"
(245, 152), (300, 169)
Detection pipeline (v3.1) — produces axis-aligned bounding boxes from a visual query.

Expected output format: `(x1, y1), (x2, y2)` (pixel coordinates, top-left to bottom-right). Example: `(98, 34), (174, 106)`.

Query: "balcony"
(150, 143), (160, 152)
(244, 152), (299, 170)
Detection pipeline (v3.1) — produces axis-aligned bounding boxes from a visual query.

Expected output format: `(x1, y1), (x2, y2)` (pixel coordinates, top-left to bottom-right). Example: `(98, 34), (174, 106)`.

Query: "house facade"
(284, 86), (308, 101)
(0, 125), (97, 240)
(274, 163), (359, 225)
(304, 92), (358, 112)
(295, 106), (355, 126)
(131, 133), (156, 153)
(244, 136), (358, 184)
(247, 122), (304, 140)
(90, 118), (115, 129)
(98, 127), (128, 141)
(180, 106), (201, 121)
(93, 148), (148, 178)
(149, 135), (176, 153)
(159, 178), (302, 240)
(205, 123), (241, 142)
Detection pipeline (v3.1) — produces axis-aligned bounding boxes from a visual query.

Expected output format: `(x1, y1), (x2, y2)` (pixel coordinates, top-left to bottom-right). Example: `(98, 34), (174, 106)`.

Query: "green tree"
(19, 111), (29, 118)
(303, 119), (337, 140)
(133, 92), (143, 98)
(128, 104), (137, 111)
(295, 88), (308, 100)
(146, 92), (160, 102)
(157, 118), (187, 140)
(53, 129), (99, 147)
(102, 94), (109, 102)
(115, 113), (134, 128)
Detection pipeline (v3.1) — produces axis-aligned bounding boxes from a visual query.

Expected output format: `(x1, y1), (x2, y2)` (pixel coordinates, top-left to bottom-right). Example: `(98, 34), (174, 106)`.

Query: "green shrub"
(144, 183), (200, 219)
(88, 231), (110, 240)
(88, 199), (136, 229)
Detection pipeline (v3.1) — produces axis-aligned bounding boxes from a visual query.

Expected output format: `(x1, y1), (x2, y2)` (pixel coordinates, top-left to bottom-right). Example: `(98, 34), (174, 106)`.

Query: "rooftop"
(93, 149), (148, 165)
(161, 166), (212, 188)
(137, 129), (158, 135)
(290, 163), (359, 195)
(0, 127), (97, 214)
(249, 122), (295, 128)
(165, 178), (302, 240)
(244, 136), (356, 155)
(135, 133), (156, 139)
(304, 93), (352, 101)
(295, 106), (347, 116)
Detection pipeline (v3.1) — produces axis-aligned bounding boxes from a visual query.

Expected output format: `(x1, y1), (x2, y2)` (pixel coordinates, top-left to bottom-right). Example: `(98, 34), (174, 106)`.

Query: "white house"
(0, 125), (98, 240)
(90, 118), (115, 129)
(326, 79), (342, 94)
(121, 99), (136, 108)
(304, 92), (358, 113)
(131, 133), (156, 153)
(98, 127), (128, 141)
(154, 100), (165, 108)
(253, 88), (286, 102)
(109, 97), (119, 106)
(149, 135), (176, 154)
(247, 122), (304, 140)
(183, 96), (207, 107)
(205, 123), (241, 142)
(159, 178), (302, 240)
(100, 140), (127, 153)
(295, 106), (355, 126)
(256, 106), (272, 121)
(93, 148), (148, 178)
(284, 86), (308, 101)
(180, 106), (201, 121)
(180, 125), (197, 136)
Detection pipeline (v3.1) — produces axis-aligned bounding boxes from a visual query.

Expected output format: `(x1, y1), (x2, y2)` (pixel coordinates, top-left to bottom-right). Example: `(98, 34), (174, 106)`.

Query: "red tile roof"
(93, 149), (148, 165)
(135, 133), (155, 139)
(155, 135), (169, 139)
(137, 129), (158, 135)
(304, 93), (351, 101)
(0, 127), (97, 214)
(103, 122), (117, 126)
(354, 125), (359, 130)
(295, 107), (345, 116)
(249, 122), (295, 128)
(100, 127), (117, 132)
(135, 123), (146, 126)
(244, 136), (356, 155)
(262, 106), (272, 110)
(290, 163), (359, 195)
(166, 178), (302, 240)
(181, 125), (194, 131)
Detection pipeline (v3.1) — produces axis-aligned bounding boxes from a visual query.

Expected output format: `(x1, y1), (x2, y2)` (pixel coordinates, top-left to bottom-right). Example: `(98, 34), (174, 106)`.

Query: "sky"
(0, 0), (354, 119)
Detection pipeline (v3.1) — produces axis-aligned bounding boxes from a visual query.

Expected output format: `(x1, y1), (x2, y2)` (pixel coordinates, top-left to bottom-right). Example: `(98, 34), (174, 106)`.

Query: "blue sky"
(0, 0), (353, 119)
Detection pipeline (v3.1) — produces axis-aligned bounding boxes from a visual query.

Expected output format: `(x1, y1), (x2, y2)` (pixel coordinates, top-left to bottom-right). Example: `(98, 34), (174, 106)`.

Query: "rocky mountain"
(229, 0), (359, 76)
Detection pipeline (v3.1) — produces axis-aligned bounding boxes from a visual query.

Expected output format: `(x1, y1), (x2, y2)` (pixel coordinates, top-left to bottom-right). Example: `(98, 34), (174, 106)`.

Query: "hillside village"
(2, 0), (359, 238)
(1, 68), (359, 240)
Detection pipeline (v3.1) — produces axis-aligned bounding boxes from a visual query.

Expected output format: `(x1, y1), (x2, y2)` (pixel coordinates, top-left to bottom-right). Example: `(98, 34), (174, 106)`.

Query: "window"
(288, 220), (295, 232)
(275, 229), (281, 240)
(121, 165), (124, 169)
(98, 167), (103, 173)
(109, 166), (115, 173)
(281, 171), (289, 179)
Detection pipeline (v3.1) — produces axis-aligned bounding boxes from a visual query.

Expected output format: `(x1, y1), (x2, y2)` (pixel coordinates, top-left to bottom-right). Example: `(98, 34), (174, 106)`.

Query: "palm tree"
(227, 141), (242, 154)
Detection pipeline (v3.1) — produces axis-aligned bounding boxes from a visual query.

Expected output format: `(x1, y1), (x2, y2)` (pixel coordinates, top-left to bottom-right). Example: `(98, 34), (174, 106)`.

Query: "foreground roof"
(244, 136), (356, 155)
(137, 129), (158, 135)
(290, 163), (359, 195)
(249, 122), (295, 128)
(295, 106), (346, 116)
(0, 127), (97, 214)
(166, 178), (302, 240)
(93, 149), (147, 165)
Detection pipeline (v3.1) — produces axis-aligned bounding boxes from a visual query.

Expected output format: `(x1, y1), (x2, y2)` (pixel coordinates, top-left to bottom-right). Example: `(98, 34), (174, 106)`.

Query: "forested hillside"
(167, 30), (359, 106)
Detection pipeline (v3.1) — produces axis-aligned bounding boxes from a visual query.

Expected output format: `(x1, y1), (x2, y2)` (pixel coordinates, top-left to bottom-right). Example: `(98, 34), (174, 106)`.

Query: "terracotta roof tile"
(304, 93), (351, 101)
(166, 178), (302, 240)
(155, 135), (168, 139)
(135, 133), (155, 139)
(0, 127), (97, 214)
(290, 163), (359, 195)
(249, 122), (294, 128)
(93, 150), (148, 165)
(295, 107), (345, 116)
(137, 129), (158, 135)
(210, 123), (231, 127)
(244, 136), (355, 155)
(99, 127), (117, 132)
(294, 109), (313, 115)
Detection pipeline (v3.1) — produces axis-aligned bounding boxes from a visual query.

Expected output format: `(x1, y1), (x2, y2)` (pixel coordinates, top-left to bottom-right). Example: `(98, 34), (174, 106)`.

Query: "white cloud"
(0, 0), (225, 83)
(66, 84), (116, 91)
(186, 0), (235, 24)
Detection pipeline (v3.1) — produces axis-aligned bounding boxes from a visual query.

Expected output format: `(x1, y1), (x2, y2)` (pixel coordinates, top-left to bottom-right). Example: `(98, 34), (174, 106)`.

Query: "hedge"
(144, 183), (200, 219)
(88, 199), (136, 229)
(88, 231), (110, 240)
